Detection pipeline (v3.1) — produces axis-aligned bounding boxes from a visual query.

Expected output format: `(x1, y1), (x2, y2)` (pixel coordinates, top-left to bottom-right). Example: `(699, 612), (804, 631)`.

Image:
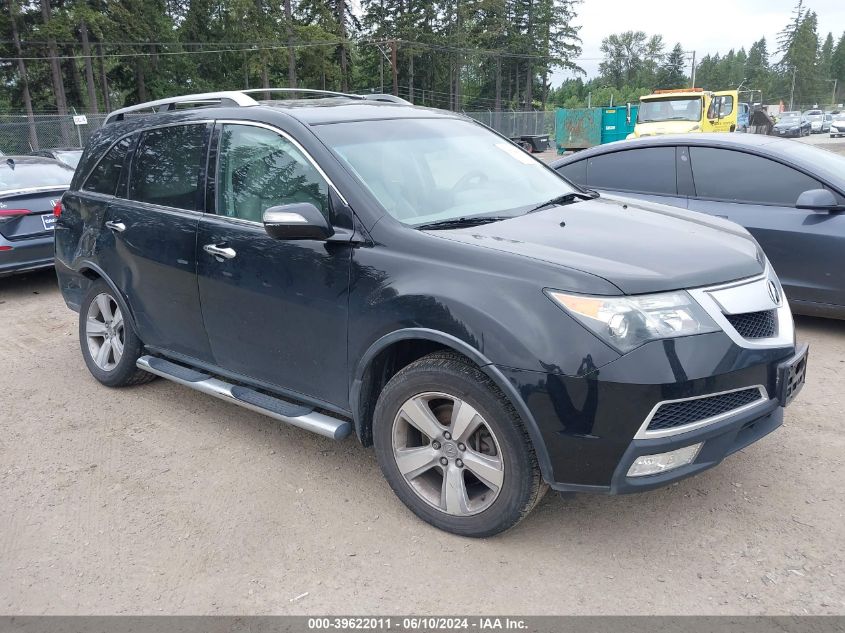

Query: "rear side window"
(586, 147), (677, 195)
(689, 147), (823, 206)
(556, 160), (587, 187)
(82, 138), (130, 195)
(129, 124), (206, 210)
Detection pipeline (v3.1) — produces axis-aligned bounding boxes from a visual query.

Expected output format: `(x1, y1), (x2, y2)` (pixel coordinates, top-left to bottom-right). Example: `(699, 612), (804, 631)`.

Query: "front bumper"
(773, 128), (800, 137)
(499, 331), (802, 493)
(0, 233), (54, 277)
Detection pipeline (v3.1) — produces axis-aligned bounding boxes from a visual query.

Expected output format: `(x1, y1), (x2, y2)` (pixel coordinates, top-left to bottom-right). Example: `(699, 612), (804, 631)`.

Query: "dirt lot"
(1, 136), (844, 616)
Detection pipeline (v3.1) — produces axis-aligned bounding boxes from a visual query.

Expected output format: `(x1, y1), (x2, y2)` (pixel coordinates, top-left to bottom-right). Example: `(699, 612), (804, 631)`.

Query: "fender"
(350, 327), (555, 483)
(74, 259), (140, 334)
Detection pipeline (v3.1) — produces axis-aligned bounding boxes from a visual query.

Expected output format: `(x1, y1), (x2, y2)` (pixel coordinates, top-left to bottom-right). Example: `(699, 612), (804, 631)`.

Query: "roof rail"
(105, 90), (258, 124)
(360, 94), (411, 104)
(103, 87), (401, 125)
(241, 88), (366, 100)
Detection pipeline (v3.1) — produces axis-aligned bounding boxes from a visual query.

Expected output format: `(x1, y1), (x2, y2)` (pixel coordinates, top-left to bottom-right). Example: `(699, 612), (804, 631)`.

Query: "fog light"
(627, 443), (703, 477)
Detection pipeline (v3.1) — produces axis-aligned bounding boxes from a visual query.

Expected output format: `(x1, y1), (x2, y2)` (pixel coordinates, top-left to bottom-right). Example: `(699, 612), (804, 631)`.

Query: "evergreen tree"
(655, 43), (687, 89)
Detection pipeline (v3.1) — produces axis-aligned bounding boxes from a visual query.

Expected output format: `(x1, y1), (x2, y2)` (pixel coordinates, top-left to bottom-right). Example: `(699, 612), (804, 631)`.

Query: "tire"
(372, 351), (545, 537)
(78, 280), (156, 387)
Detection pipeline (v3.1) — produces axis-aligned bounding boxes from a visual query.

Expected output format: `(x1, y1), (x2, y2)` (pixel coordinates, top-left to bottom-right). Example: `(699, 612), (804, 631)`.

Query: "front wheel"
(373, 352), (545, 537)
(79, 280), (156, 387)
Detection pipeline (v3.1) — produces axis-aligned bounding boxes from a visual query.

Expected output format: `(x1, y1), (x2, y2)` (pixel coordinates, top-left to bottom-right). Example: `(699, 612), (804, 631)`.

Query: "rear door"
(98, 122), (214, 362)
(196, 121), (352, 409)
(686, 146), (845, 308)
(576, 146), (688, 208)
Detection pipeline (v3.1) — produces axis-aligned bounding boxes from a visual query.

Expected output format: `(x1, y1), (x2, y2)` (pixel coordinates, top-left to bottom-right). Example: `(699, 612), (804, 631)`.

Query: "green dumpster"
(555, 108), (601, 153)
(600, 105), (638, 144)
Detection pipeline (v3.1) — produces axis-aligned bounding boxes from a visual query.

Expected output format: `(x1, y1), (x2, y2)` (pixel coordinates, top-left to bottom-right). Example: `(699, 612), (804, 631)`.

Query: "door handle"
(105, 220), (126, 233)
(203, 243), (237, 259)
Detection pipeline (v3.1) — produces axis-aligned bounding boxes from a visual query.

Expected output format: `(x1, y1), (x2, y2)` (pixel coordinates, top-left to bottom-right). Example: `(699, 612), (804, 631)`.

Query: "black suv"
(55, 89), (808, 537)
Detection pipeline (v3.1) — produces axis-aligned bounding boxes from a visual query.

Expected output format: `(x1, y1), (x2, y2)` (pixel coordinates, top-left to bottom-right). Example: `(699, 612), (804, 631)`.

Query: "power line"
(0, 36), (611, 64)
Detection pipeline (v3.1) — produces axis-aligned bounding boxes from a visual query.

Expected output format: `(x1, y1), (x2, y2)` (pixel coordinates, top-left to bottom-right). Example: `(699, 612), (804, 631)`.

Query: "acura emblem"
(767, 280), (781, 306)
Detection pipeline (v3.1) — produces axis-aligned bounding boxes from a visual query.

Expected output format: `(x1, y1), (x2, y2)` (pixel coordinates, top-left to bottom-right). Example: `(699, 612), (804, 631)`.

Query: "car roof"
(255, 98), (460, 125)
(550, 134), (845, 189)
(104, 96), (460, 129)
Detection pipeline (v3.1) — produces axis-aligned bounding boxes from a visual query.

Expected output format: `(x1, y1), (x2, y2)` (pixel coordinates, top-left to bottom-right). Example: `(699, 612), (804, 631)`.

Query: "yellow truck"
(627, 88), (740, 139)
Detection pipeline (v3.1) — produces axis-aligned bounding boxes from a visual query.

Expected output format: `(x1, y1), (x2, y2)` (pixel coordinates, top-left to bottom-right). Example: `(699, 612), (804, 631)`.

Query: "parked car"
(1, 156), (74, 277)
(56, 90), (807, 536)
(551, 134), (845, 319)
(772, 111), (811, 137)
(804, 109), (827, 133)
(831, 112), (845, 138)
(29, 148), (83, 169)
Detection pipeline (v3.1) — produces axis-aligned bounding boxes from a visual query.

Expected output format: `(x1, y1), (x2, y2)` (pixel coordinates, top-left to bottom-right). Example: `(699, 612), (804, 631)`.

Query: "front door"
(686, 146), (845, 308)
(99, 123), (214, 361)
(197, 122), (352, 409)
(705, 91), (738, 133)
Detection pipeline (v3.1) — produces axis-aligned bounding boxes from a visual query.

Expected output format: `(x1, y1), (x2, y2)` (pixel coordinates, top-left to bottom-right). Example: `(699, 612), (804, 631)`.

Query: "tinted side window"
(129, 124), (206, 210)
(216, 124), (329, 223)
(556, 160), (587, 187)
(689, 147), (823, 206)
(587, 147), (677, 195)
(82, 137), (130, 195)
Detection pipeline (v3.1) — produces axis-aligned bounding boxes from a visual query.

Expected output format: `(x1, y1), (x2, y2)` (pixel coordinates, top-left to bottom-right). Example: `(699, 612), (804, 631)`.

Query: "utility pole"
(390, 40), (398, 97)
(689, 51), (696, 88)
(789, 68), (797, 111)
(832, 79), (838, 108)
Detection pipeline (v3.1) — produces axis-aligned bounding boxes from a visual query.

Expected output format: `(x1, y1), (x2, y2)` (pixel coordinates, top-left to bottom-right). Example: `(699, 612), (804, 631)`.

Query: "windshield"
(0, 161), (73, 191)
(316, 118), (573, 226)
(779, 114), (801, 123)
(637, 98), (702, 123)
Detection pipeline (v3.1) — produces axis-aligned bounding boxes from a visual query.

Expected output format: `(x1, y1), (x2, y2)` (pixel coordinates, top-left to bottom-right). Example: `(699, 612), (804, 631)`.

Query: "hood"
(428, 196), (764, 295)
(774, 120), (801, 128)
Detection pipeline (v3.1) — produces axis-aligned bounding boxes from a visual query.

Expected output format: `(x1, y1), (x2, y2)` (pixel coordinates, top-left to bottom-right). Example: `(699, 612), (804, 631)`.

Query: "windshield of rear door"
(315, 117), (574, 226)
(637, 97), (702, 123)
(0, 161), (74, 192)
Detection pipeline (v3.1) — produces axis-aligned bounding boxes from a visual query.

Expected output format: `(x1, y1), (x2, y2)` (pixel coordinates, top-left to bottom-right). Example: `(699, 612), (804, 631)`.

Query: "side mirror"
(795, 189), (841, 212)
(262, 203), (333, 240)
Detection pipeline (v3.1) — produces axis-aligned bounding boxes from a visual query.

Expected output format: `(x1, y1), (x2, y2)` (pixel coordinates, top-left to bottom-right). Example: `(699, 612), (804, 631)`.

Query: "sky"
(552, 0), (845, 84)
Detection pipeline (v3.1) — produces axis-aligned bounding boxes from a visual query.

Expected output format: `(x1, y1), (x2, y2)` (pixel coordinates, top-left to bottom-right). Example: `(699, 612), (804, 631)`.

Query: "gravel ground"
(0, 136), (844, 616)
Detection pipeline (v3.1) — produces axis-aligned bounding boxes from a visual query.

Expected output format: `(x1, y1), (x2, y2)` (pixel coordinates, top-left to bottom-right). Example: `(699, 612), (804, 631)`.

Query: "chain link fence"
(0, 110), (557, 155)
(0, 114), (109, 155)
(463, 110), (556, 139)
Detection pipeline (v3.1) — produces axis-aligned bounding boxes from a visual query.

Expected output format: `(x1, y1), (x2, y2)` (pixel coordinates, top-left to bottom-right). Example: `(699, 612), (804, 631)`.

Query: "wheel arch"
(350, 328), (555, 483)
(75, 261), (140, 333)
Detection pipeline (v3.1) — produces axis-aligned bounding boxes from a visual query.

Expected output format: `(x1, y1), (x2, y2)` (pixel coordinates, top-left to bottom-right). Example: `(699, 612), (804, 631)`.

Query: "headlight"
(546, 290), (720, 353)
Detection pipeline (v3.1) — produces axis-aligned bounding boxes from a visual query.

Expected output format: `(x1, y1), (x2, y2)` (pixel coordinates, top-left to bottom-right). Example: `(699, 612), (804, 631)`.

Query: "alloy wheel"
(85, 293), (125, 371)
(391, 392), (504, 516)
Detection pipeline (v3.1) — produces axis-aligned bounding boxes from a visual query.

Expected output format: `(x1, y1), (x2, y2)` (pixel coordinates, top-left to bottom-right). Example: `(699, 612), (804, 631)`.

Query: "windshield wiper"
(527, 190), (600, 214)
(415, 216), (512, 230)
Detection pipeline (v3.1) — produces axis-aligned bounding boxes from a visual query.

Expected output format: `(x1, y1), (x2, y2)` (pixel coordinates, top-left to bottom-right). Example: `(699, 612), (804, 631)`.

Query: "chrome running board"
(136, 355), (351, 440)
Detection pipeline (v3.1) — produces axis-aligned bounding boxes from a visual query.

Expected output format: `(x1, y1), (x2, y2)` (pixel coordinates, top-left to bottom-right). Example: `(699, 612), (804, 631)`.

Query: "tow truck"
(627, 88), (740, 138)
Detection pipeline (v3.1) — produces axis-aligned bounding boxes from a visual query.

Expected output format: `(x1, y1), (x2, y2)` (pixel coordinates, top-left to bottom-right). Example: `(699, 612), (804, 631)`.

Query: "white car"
(831, 113), (845, 138)
(804, 109), (826, 133)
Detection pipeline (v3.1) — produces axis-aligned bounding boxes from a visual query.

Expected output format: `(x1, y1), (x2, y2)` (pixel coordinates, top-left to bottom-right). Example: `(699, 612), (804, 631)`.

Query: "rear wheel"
(373, 352), (545, 537)
(79, 280), (155, 387)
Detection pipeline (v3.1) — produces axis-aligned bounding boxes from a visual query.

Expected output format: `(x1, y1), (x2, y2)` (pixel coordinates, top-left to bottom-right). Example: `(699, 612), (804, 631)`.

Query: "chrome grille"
(647, 387), (764, 432)
(725, 310), (777, 339)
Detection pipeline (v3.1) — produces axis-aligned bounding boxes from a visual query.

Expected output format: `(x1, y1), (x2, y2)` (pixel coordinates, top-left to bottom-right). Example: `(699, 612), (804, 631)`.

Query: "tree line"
(551, 1), (845, 111)
(1, 0), (582, 120)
